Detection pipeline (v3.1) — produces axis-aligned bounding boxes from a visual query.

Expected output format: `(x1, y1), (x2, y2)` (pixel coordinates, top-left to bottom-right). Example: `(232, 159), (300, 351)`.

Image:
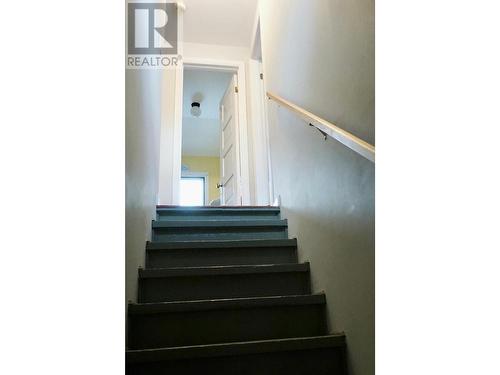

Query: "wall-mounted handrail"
(266, 92), (375, 163)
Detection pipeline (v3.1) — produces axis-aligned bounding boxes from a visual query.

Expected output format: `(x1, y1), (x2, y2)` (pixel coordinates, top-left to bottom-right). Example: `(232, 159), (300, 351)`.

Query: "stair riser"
(157, 212), (281, 221)
(127, 347), (346, 375)
(152, 227), (288, 241)
(138, 272), (310, 303)
(128, 305), (326, 349)
(146, 246), (297, 268)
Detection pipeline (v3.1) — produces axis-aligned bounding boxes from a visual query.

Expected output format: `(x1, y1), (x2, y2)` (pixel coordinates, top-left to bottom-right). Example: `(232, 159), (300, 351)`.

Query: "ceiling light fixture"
(191, 102), (201, 117)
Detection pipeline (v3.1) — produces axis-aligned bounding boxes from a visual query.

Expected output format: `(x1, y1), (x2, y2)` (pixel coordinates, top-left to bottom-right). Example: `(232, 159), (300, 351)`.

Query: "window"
(180, 177), (206, 206)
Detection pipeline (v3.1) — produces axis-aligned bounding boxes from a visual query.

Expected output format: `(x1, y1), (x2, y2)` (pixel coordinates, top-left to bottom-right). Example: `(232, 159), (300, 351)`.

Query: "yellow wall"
(181, 156), (220, 202)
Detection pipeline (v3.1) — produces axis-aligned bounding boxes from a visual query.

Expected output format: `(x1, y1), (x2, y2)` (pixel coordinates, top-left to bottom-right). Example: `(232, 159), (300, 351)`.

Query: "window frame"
(180, 171), (209, 206)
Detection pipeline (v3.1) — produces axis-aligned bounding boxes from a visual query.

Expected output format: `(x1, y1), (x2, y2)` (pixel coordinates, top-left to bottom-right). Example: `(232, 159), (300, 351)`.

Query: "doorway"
(177, 58), (251, 206)
(181, 68), (231, 206)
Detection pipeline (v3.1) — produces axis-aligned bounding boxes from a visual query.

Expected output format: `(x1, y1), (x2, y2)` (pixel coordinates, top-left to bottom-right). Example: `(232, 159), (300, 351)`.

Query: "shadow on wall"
(282, 204), (374, 373)
(267, 107), (375, 375)
(126, 69), (163, 306)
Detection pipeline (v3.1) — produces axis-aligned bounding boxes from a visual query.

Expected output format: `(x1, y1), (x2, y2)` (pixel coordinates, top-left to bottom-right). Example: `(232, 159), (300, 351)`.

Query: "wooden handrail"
(267, 92), (375, 163)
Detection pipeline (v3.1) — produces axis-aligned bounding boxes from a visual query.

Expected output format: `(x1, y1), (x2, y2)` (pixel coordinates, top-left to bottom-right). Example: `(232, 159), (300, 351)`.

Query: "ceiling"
(182, 117), (220, 157)
(182, 0), (258, 47)
(182, 69), (233, 157)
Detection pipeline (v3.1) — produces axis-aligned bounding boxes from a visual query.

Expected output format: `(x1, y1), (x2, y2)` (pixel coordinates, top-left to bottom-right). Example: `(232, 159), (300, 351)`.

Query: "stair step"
(127, 294), (327, 350)
(138, 263), (311, 303)
(126, 335), (346, 375)
(156, 206), (281, 221)
(151, 220), (288, 241)
(145, 239), (298, 268)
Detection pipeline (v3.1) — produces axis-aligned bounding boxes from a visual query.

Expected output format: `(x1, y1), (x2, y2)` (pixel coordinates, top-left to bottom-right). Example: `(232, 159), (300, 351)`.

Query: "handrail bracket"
(309, 123), (327, 140)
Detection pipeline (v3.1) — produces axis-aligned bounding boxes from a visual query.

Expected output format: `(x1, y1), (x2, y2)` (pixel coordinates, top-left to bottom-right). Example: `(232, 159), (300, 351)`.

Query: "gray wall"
(126, 69), (162, 305)
(259, 1), (374, 374)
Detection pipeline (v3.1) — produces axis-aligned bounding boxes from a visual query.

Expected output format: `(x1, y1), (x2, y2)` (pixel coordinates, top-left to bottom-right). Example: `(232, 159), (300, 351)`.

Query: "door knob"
(217, 183), (223, 189)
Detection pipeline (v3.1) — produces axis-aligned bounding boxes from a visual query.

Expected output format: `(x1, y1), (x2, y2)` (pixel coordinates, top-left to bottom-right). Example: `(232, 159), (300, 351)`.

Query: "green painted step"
(126, 335), (347, 375)
(156, 206), (281, 221)
(138, 263), (311, 303)
(127, 294), (327, 350)
(151, 220), (289, 241)
(145, 239), (298, 268)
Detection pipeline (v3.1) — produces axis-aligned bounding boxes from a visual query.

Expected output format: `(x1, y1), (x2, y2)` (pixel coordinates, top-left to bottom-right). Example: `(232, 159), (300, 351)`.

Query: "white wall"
(259, 0), (374, 374)
(157, 70), (179, 204)
(157, 9), (185, 205)
(126, 69), (162, 304)
(247, 59), (270, 205)
(184, 42), (250, 61)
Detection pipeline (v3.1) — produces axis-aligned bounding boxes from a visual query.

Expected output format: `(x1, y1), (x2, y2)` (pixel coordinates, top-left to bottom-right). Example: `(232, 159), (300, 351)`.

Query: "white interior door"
(219, 75), (241, 206)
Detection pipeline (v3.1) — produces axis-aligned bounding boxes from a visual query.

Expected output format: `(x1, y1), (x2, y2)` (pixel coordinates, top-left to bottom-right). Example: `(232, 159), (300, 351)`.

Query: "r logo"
(128, 2), (178, 55)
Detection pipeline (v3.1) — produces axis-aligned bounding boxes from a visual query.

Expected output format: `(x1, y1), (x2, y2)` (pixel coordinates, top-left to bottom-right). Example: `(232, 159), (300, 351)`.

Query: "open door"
(219, 75), (241, 206)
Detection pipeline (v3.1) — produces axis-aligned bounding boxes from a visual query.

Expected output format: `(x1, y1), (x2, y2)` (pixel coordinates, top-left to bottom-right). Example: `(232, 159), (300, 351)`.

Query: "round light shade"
(191, 102), (201, 117)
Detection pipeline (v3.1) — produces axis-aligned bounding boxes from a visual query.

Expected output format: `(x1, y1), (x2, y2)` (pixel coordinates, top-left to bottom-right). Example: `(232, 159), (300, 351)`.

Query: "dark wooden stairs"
(126, 206), (347, 374)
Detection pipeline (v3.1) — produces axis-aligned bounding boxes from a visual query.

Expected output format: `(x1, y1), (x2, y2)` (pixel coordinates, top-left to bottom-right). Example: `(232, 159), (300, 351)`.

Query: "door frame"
(249, 13), (274, 206)
(172, 57), (251, 205)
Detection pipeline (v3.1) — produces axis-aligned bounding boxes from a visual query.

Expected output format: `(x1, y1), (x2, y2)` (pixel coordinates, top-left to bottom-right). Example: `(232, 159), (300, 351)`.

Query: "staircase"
(126, 206), (347, 374)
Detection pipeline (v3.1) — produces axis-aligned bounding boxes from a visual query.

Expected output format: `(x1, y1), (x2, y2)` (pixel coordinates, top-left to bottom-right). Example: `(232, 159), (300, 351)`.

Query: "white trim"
(181, 171), (209, 206)
(171, 69), (184, 204)
(173, 57), (251, 205)
(176, 1), (186, 12)
(272, 195), (281, 207)
(159, 5), (184, 206)
(249, 12), (274, 205)
(184, 60), (238, 72)
(248, 60), (272, 205)
(260, 68), (274, 205)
